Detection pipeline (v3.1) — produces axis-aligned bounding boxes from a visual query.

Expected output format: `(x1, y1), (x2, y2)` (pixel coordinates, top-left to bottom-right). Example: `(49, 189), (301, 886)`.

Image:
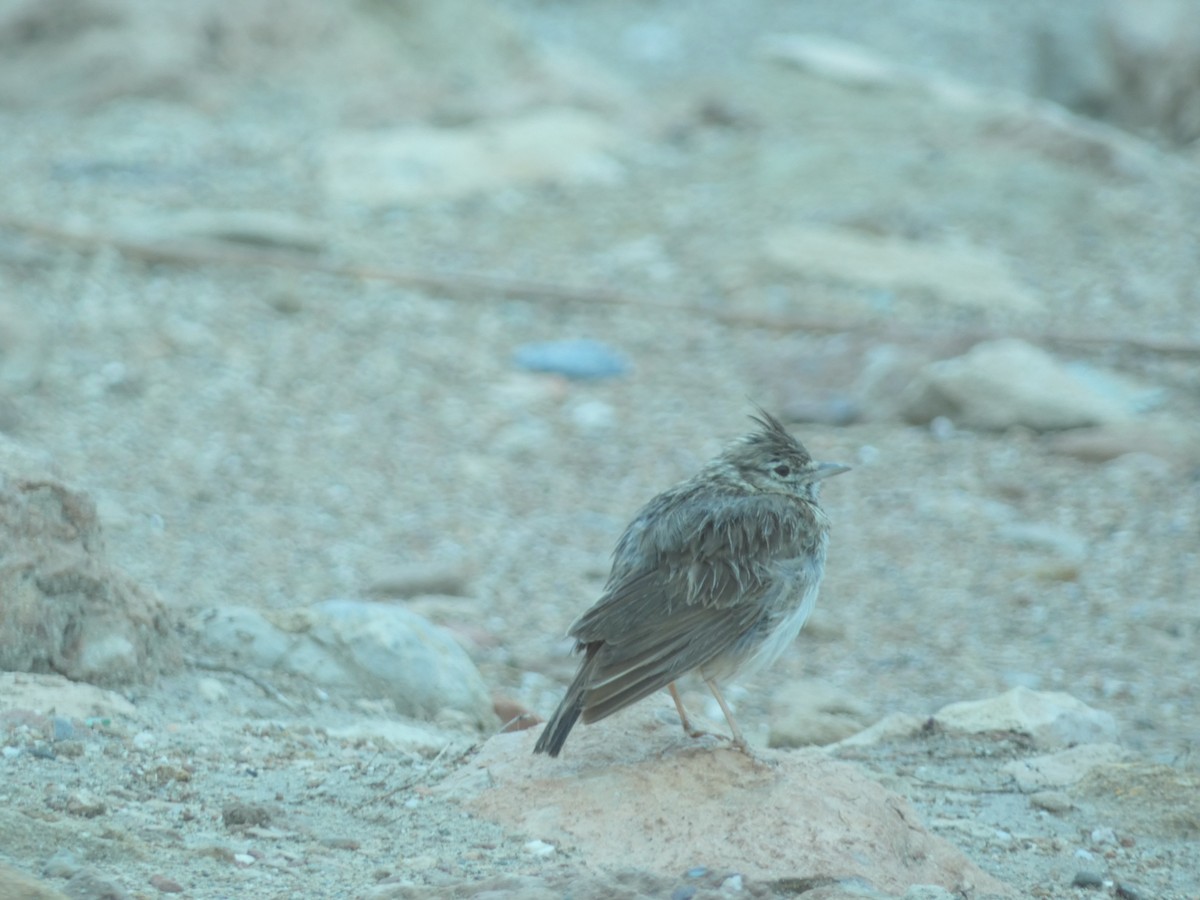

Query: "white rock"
(196, 677), (228, 703)
(0, 672), (137, 720)
(935, 687), (1118, 749)
(324, 108), (624, 206)
(900, 339), (1134, 431)
(764, 225), (1042, 313)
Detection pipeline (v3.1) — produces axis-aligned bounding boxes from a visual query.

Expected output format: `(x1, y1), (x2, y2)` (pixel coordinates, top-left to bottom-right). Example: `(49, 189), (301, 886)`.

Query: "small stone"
(720, 873), (744, 892)
(513, 339), (630, 380)
(1090, 826), (1118, 846)
(43, 848), (82, 878)
(671, 887), (698, 900)
(524, 839), (556, 857)
(196, 677), (227, 703)
(1072, 870), (1105, 888)
(364, 563), (470, 598)
(902, 888), (957, 900)
(319, 837), (361, 851)
(66, 790), (106, 818)
(1115, 882), (1147, 900)
(222, 802), (271, 829)
(149, 874), (184, 893)
(65, 868), (129, 899)
(1030, 790), (1074, 813)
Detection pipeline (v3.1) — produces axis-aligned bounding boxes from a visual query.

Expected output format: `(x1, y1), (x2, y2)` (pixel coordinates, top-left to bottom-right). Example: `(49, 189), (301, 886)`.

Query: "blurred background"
(1, 0), (1198, 764)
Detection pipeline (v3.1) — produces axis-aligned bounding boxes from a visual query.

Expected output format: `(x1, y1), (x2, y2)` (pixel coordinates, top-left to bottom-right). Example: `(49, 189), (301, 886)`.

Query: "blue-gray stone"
(513, 339), (629, 380)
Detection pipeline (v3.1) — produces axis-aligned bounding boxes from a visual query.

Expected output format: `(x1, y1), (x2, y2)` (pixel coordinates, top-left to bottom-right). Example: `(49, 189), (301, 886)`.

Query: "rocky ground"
(1, 1), (1198, 898)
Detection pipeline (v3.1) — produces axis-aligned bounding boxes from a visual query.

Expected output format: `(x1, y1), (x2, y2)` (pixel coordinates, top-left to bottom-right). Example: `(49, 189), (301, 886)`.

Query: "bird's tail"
(532, 649), (595, 757)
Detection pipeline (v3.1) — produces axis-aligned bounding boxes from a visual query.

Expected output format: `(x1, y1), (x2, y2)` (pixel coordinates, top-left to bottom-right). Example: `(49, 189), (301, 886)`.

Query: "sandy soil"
(1, 1), (1198, 897)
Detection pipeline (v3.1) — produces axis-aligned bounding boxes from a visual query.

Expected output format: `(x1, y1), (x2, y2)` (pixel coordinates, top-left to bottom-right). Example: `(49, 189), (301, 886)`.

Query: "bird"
(533, 409), (849, 757)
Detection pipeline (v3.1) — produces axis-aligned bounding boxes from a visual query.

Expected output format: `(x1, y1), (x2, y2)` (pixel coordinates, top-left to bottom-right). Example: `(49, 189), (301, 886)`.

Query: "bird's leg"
(668, 682), (716, 740)
(704, 677), (748, 751)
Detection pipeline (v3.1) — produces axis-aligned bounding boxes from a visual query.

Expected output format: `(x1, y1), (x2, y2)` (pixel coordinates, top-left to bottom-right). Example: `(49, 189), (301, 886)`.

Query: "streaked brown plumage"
(533, 410), (849, 757)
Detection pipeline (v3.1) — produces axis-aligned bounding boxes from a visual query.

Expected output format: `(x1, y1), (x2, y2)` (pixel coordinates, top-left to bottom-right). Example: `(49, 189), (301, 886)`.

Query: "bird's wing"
(579, 600), (763, 723)
(570, 491), (817, 644)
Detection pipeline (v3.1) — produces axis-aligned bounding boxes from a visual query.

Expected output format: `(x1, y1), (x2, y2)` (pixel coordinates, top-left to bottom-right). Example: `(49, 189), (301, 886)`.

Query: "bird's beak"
(812, 462), (851, 481)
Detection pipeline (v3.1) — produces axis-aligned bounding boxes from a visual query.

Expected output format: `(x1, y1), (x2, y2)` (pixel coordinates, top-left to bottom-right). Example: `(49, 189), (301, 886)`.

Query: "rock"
(1046, 420), (1200, 466)
(439, 704), (1012, 896)
(768, 679), (875, 748)
(192, 606), (293, 669)
(0, 863), (71, 900)
(1072, 870), (1105, 889)
(137, 209), (326, 254)
(995, 522), (1088, 564)
(364, 563), (472, 599)
(833, 712), (927, 748)
(1029, 791), (1075, 813)
(758, 33), (918, 91)
(763, 225), (1042, 314)
(899, 339), (1134, 432)
(195, 602), (496, 728)
(147, 874), (184, 894)
(1035, 0), (1200, 145)
(513, 339), (630, 381)
(0, 672), (137, 721)
(1002, 743), (1129, 792)
(0, 469), (180, 686)
(63, 868), (128, 900)
(324, 109), (624, 207)
(935, 688), (1118, 749)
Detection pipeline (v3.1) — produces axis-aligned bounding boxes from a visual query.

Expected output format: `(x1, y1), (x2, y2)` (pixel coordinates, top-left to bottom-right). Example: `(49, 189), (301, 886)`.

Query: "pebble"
(364, 563), (471, 598)
(43, 848), (82, 879)
(1030, 790), (1074, 813)
(65, 868), (130, 899)
(1071, 870), (1105, 888)
(512, 339), (630, 380)
(523, 839), (556, 857)
(149, 873), (185, 893)
(196, 677), (228, 703)
(720, 873), (744, 892)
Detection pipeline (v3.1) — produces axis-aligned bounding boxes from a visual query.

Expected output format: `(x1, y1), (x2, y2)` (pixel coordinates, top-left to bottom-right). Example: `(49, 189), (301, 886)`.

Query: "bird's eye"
(773, 464), (790, 477)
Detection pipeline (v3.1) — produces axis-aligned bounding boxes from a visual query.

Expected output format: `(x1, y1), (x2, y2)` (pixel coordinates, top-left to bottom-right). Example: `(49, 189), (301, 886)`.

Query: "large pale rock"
(899, 339), (1133, 431)
(764, 225), (1042, 313)
(935, 687), (1118, 749)
(0, 672), (137, 720)
(324, 109), (624, 206)
(0, 451), (180, 686)
(439, 705), (1013, 897)
(196, 601), (495, 728)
